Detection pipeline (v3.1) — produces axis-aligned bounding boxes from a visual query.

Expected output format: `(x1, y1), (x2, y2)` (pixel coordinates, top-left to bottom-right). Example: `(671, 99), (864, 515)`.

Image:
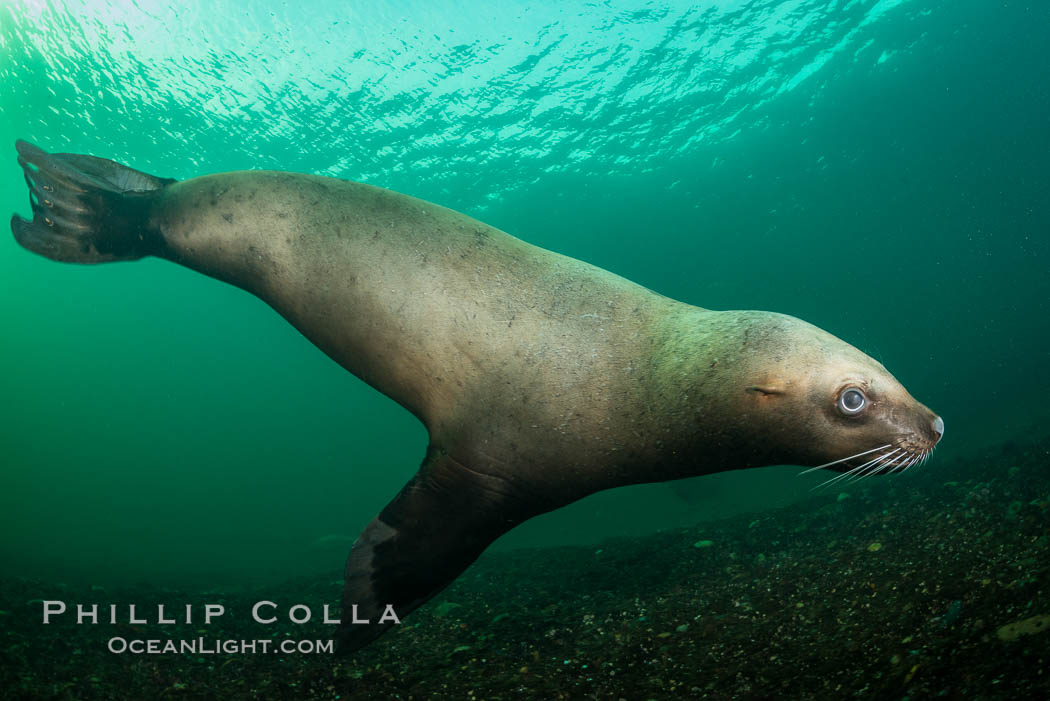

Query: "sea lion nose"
(931, 416), (944, 442)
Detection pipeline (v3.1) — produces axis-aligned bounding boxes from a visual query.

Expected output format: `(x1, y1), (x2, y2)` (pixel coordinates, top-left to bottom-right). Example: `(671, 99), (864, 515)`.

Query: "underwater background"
(1, 0), (1048, 698)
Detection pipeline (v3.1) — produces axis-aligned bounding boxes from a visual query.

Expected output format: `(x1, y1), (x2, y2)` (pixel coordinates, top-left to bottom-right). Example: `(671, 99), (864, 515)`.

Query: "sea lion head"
(737, 312), (943, 476)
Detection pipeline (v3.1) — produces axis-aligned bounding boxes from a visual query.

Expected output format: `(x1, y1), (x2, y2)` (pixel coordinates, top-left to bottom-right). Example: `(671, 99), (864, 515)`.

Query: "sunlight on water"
(4, 0), (915, 206)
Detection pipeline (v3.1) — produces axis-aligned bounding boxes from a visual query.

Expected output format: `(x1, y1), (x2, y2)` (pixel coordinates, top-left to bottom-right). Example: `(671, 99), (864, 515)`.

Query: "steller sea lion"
(10, 140), (943, 653)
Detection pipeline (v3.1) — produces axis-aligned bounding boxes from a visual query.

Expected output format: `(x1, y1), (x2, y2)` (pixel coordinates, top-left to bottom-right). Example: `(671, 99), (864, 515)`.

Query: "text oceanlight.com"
(107, 637), (334, 655)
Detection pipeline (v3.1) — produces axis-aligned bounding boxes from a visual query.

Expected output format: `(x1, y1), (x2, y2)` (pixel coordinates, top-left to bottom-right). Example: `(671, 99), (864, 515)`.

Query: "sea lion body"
(152, 172), (765, 493)
(153, 172), (679, 484)
(10, 141), (943, 653)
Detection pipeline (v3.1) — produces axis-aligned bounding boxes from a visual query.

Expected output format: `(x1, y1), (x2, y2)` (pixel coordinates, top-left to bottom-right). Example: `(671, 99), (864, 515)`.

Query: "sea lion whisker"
(814, 459), (881, 486)
(819, 450), (892, 490)
(813, 466), (866, 491)
(866, 448), (904, 477)
(845, 451), (897, 483)
(810, 446), (899, 491)
(812, 454), (884, 491)
(798, 444), (892, 476)
(900, 453), (921, 473)
(854, 451), (898, 478)
(851, 449), (901, 481)
(884, 451), (912, 475)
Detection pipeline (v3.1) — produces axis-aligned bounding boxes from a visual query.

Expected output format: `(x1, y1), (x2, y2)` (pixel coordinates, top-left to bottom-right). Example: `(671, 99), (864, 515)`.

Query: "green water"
(1, 0), (1047, 591)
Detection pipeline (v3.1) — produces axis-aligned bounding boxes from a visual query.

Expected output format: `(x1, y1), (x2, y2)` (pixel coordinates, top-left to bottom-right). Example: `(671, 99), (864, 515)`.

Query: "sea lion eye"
(839, 387), (867, 415)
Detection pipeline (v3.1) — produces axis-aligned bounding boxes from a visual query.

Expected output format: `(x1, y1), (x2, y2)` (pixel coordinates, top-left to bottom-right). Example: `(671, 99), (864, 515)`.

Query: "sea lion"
(10, 140), (943, 654)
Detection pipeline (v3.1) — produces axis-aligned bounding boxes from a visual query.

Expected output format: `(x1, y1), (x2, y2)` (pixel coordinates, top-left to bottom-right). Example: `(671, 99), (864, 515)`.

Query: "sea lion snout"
(901, 402), (943, 452)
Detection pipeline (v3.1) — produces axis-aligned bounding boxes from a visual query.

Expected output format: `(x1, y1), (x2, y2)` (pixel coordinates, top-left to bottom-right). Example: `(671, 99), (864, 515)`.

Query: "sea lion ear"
(335, 447), (533, 655)
(746, 385), (785, 396)
(746, 374), (791, 396)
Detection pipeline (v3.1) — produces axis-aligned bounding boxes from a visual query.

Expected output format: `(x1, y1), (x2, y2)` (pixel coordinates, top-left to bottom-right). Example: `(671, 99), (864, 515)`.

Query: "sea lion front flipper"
(336, 446), (535, 655)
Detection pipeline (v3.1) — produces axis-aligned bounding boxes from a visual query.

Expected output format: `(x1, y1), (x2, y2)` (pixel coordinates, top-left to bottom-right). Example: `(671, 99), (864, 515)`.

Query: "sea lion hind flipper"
(10, 139), (174, 263)
(335, 447), (533, 655)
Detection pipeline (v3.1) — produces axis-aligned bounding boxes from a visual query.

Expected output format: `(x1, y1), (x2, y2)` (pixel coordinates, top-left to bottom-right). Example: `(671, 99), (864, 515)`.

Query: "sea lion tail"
(10, 139), (176, 263)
